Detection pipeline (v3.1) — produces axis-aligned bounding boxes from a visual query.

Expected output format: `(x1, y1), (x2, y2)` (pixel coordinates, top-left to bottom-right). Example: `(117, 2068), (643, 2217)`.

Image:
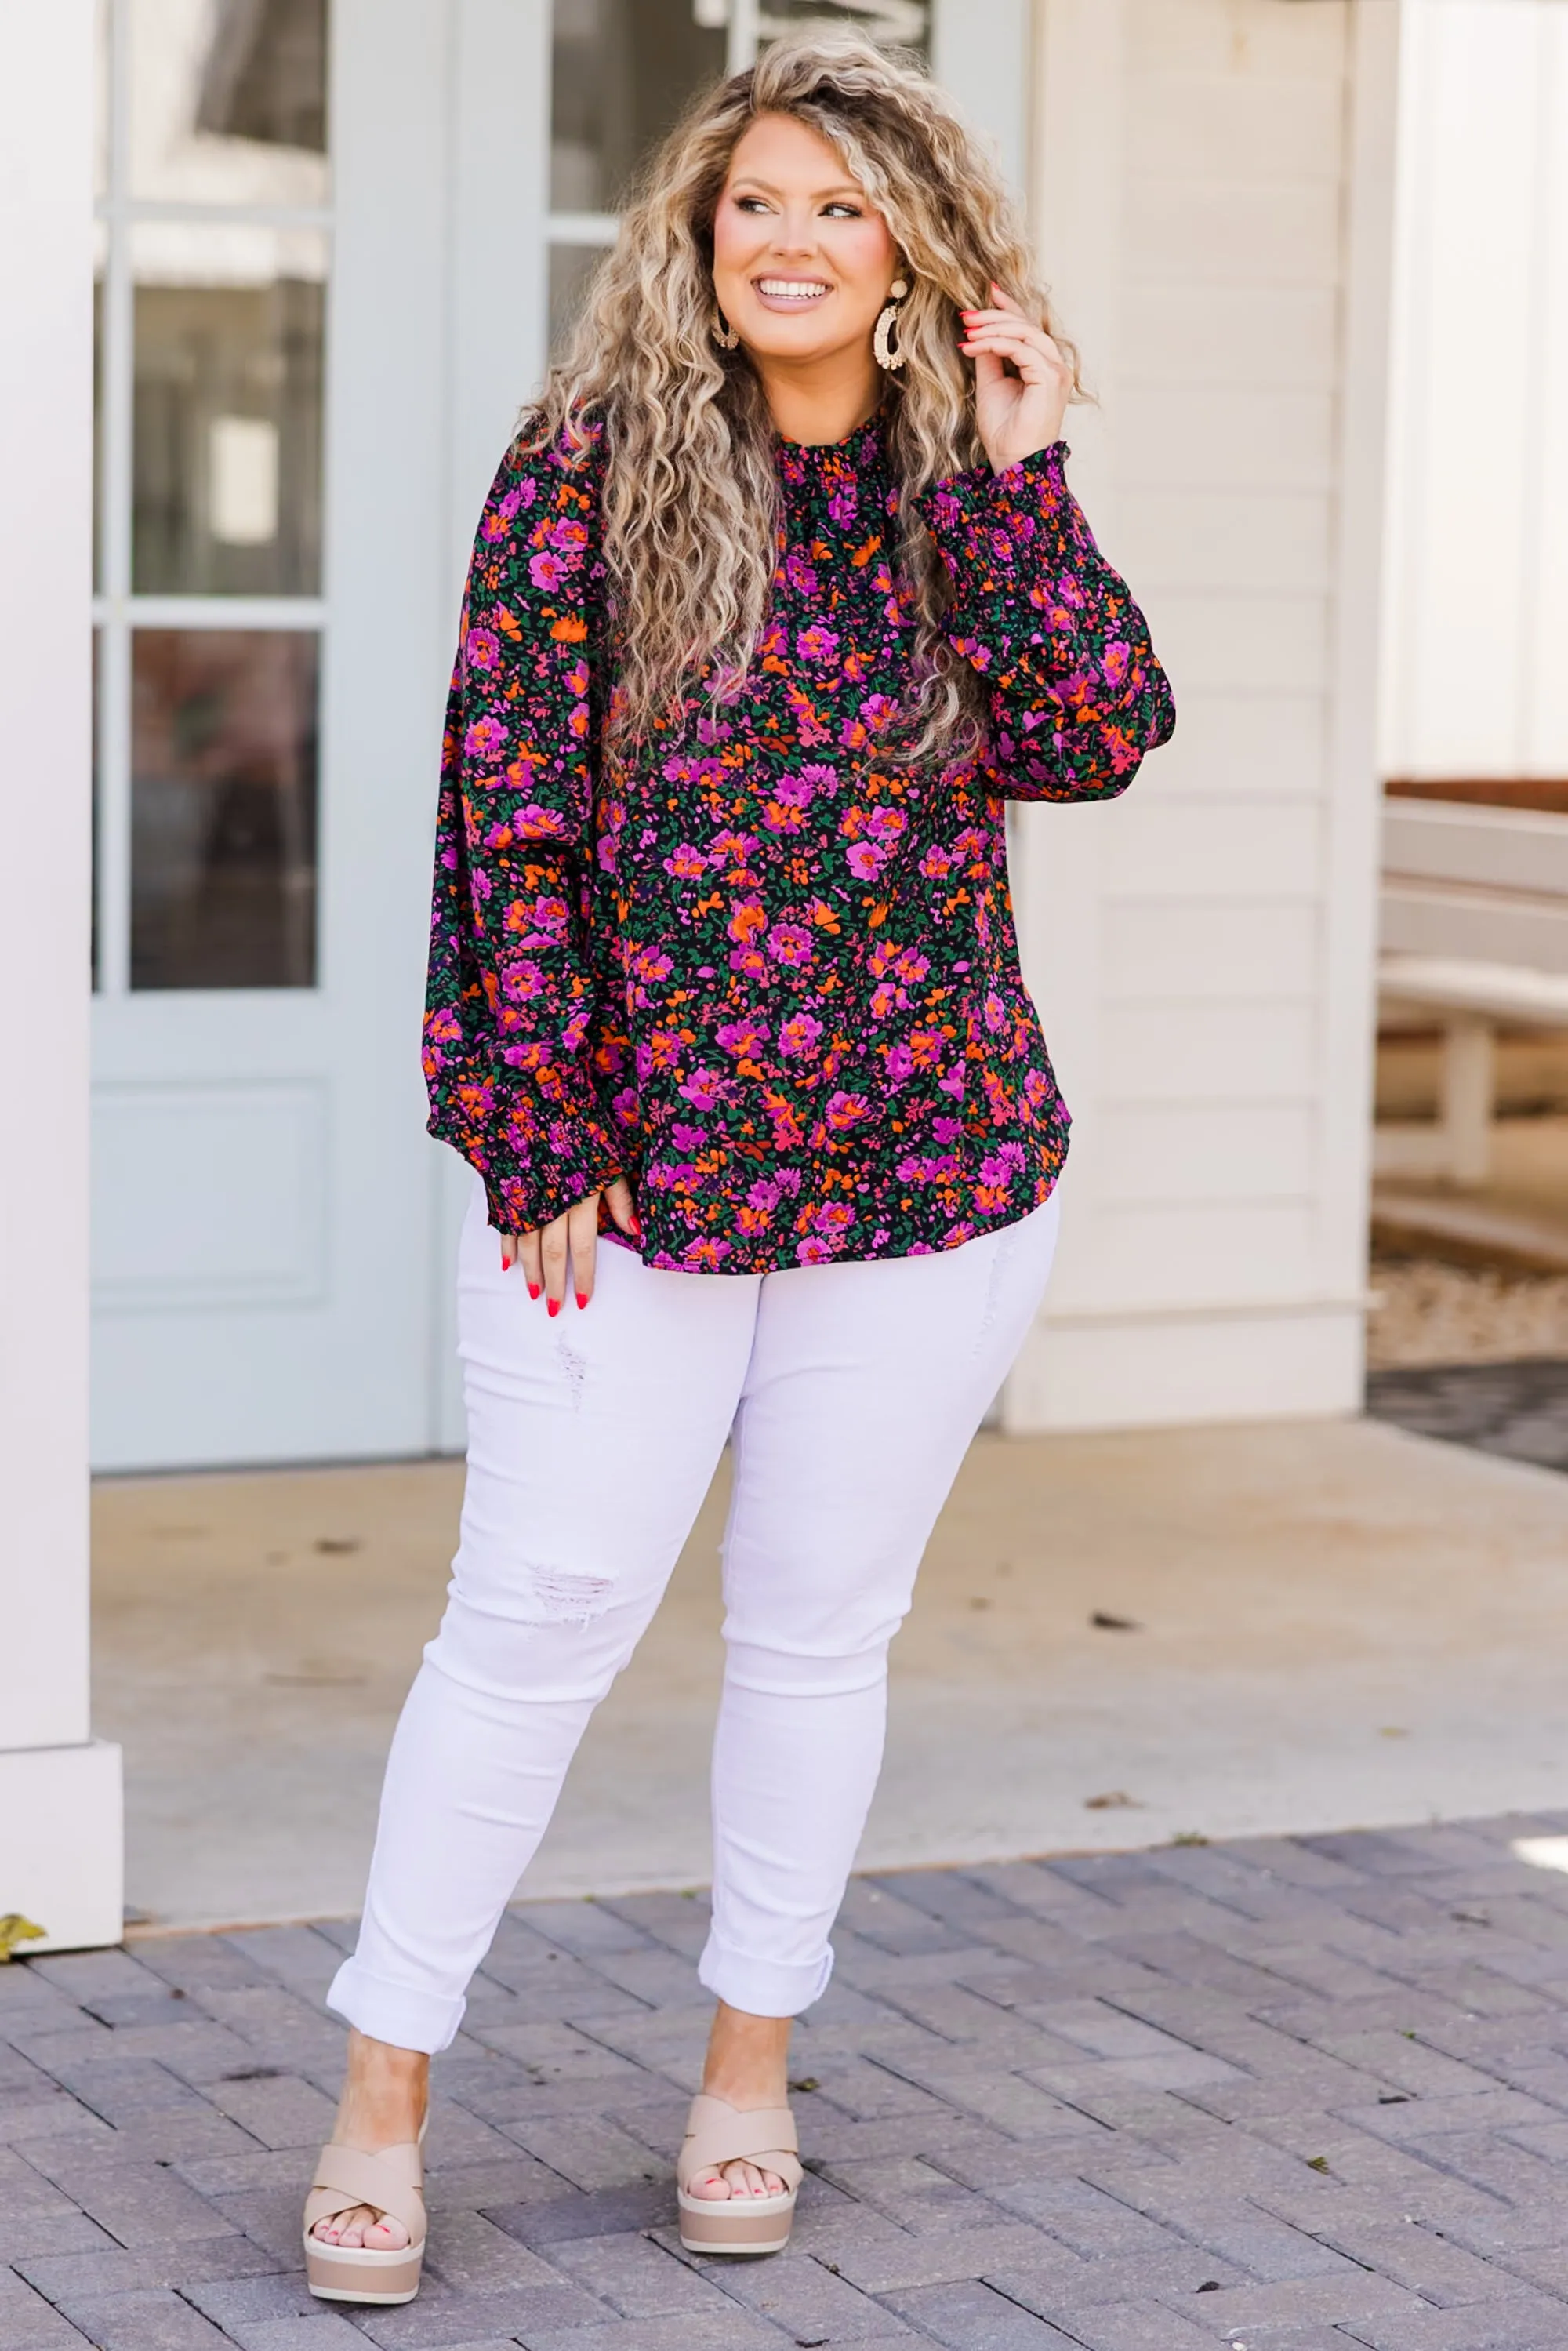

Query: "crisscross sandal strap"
(304, 2141), (426, 2245)
(678, 2095), (802, 2195)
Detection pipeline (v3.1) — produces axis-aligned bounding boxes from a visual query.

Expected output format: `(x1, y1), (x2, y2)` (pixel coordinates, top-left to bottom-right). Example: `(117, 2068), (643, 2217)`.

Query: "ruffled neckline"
(773, 411), (887, 487)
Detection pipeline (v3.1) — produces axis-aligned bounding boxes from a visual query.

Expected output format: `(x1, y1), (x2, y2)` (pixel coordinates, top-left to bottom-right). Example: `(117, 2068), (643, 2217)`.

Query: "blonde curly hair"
(523, 28), (1077, 761)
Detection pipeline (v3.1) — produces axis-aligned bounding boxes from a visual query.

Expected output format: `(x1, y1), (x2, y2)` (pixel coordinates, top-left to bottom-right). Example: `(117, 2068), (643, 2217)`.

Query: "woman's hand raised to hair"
(500, 1178), (639, 1314)
(958, 283), (1073, 477)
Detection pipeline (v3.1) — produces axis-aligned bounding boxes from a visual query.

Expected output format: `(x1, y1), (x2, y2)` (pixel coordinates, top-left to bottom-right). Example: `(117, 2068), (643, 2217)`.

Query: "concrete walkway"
(12, 1818), (1568, 2348)
(92, 1418), (1568, 1935)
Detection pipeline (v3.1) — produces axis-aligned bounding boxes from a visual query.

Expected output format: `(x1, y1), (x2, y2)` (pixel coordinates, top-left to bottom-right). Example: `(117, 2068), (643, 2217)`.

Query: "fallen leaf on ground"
(0, 1916), (45, 1963)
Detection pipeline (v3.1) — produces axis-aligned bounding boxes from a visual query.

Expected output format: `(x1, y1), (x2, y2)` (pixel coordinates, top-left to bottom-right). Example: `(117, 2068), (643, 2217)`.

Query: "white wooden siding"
(1109, 802), (1324, 899)
(1080, 1204), (1319, 1309)
(1007, 0), (1396, 1428)
(1101, 1001), (1319, 1100)
(1132, 693), (1328, 799)
(1103, 901), (1322, 1001)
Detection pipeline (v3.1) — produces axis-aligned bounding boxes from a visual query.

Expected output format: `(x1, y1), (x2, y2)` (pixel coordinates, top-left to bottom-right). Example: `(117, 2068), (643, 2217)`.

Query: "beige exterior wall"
(1004, 0), (1401, 1430)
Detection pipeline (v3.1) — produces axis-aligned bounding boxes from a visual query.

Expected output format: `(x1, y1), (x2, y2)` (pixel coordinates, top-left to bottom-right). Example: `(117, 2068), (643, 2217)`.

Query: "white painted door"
(91, 0), (455, 1469)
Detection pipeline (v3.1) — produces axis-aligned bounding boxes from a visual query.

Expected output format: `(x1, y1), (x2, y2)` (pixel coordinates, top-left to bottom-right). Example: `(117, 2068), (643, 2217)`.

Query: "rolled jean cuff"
(326, 1957), (466, 2055)
(697, 1931), (834, 2018)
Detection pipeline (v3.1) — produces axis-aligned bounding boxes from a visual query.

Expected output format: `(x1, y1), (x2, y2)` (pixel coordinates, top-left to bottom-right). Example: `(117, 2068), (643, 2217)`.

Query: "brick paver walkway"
(1367, 1361), (1568, 1476)
(9, 1819), (1568, 2349)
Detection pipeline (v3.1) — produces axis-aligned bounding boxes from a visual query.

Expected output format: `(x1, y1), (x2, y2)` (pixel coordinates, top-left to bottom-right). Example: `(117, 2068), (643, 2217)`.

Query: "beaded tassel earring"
(710, 303), (739, 351)
(873, 277), (910, 372)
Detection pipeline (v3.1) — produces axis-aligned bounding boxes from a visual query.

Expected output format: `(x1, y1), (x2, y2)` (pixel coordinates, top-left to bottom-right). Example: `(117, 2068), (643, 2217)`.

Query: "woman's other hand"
(499, 1177), (639, 1313)
(959, 283), (1073, 475)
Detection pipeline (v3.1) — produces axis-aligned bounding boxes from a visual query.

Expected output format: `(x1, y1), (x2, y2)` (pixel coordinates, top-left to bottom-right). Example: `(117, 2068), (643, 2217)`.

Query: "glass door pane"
(756, 2), (929, 53)
(549, 0), (730, 355)
(96, 0), (332, 996)
(128, 0), (329, 203)
(548, 241), (609, 356)
(130, 628), (318, 990)
(131, 222), (327, 597)
(550, 0), (727, 211)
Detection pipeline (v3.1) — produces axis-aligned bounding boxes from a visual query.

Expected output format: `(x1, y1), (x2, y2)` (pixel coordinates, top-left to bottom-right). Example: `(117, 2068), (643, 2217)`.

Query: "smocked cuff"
(478, 1074), (623, 1234)
(918, 441), (1072, 596)
(917, 442), (1099, 681)
(430, 1056), (622, 1235)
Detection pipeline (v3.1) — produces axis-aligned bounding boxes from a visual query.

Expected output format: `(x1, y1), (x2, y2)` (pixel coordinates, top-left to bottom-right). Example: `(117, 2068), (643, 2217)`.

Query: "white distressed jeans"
(327, 1176), (1060, 2052)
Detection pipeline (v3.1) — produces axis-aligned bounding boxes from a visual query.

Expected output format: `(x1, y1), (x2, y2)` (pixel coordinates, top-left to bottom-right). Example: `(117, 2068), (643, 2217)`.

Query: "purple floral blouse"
(423, 415), (1174, 1272)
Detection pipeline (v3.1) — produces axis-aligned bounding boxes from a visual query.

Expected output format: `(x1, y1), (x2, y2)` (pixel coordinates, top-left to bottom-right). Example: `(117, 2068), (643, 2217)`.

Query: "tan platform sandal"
(677, 2091), (802, 2256)
(303, 2130), (427, 2306)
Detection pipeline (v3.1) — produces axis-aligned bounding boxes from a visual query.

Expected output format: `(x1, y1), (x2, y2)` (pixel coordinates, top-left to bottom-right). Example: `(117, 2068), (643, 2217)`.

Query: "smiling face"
(710, 111), (901, 372)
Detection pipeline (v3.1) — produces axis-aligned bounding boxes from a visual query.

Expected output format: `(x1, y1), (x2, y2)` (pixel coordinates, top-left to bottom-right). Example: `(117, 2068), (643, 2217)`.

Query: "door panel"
(92, 1082), (328, 1311)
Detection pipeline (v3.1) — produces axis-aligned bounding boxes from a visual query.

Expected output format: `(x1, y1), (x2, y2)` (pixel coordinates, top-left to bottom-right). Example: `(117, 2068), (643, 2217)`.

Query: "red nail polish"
(546, 1297), (561, 1317)
(575, 1291), (589, 1310)
(527, 1282), (541, 1300)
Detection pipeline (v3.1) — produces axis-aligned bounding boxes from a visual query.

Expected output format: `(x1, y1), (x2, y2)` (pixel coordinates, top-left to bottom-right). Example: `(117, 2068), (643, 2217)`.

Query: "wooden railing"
(1377, 800), (1568, 1185)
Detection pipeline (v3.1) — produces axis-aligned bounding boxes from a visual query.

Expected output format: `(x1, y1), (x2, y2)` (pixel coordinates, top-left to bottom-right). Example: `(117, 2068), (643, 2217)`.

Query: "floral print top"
(423, 415), (1174, 1272)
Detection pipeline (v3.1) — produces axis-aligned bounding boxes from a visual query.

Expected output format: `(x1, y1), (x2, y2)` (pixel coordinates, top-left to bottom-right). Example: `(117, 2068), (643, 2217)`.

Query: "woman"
(303, 29), (1173, 2305)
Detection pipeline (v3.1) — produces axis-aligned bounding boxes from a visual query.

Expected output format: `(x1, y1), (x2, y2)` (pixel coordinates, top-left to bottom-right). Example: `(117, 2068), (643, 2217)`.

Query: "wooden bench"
(1376, 801), (1568, 1185)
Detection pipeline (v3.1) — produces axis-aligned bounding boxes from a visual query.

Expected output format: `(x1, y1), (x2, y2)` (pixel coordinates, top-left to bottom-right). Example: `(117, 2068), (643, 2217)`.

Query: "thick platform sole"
(677, 2186), (796, 2257)
(303, 2230), (424, 2305)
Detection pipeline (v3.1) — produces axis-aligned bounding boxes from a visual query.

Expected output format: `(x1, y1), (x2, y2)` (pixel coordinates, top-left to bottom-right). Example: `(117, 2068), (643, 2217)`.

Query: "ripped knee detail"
(510, 1563), (615, 1626)
(554, 1332), (588, 1409)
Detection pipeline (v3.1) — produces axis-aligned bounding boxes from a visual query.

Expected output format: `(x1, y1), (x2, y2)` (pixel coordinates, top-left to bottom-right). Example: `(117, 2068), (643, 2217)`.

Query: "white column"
(1004, 0), (1403, 1431)
(1381, 0), (1568, 783)
(0, 0), (123, 1949)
